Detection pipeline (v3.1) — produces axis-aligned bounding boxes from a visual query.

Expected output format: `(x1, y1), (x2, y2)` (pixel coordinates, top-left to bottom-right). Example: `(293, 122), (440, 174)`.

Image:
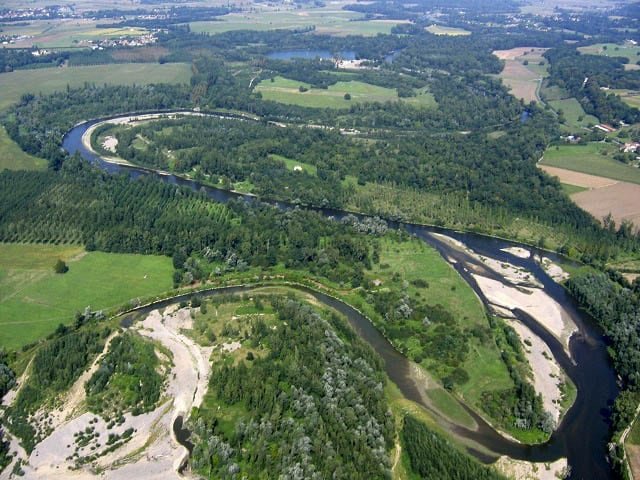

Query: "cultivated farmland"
(0, 19), (149, 50)
(190, 10), (407, 36)
(494, 47), (548, 103)
(541, 143), (640, 184)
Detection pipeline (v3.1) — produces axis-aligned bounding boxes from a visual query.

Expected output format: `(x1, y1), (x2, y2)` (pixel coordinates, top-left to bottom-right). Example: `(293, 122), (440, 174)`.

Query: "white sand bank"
(472, 274), (577, 351)
(506, 319), (562, 422)
(13, 306), (211, 479)
(535, 255), (570, 283)
(494, 456), (568, 480)
(501, 246), (531, 259)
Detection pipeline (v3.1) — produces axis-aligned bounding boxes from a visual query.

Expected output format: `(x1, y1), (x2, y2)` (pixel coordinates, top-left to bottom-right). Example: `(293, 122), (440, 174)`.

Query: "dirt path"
(391, 439), (402, 472)
(2, 356), (33, 407)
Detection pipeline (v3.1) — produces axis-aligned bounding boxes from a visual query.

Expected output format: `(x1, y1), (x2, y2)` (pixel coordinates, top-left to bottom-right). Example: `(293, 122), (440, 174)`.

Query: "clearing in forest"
(610, 89), (640, 109)
(0, 126), (47, 171)
(255, 76), (436, 109)
(577, 43), (640, 65)
(493, 47), (548, 103)
(425, 25), (471, 36)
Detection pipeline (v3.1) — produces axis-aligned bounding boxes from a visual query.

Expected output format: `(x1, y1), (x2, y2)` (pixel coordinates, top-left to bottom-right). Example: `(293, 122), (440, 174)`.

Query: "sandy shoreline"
(495, 456), (568, 480)
(506, 319), (562, 422)
(472, 274), (576, 350)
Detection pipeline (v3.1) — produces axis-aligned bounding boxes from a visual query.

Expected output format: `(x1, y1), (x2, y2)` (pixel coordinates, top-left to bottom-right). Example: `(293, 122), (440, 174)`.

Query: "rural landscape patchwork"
(0, 0), (639, 478)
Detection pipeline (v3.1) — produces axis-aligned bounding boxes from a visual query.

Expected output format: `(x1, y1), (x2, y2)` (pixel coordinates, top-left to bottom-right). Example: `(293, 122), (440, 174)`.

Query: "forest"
(0, 158), (373, 288)
(8, 65), (639, 261)
(189, 296), (395, 479)
(85, 332), (165, 417)
(402, 415), (504, 479)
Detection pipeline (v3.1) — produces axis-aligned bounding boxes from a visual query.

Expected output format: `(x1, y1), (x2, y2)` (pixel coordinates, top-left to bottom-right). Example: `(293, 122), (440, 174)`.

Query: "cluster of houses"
(0, 6), (76, 22)
(623, 142), (640, 154)
(88, 33), (158, 51)
(1, 35), (30, 47)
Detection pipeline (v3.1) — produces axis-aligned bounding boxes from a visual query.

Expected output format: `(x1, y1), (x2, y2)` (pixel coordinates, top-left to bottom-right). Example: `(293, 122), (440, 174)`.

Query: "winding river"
(63, 113), (618, 479)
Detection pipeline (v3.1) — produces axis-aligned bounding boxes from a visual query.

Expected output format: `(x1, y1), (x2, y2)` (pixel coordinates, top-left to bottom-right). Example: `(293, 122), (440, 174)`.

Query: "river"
(63, 114), (618, 479)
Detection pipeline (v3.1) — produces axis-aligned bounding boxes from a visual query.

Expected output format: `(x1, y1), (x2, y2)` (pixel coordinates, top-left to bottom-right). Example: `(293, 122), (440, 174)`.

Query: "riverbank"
(58, 114), (620, 478)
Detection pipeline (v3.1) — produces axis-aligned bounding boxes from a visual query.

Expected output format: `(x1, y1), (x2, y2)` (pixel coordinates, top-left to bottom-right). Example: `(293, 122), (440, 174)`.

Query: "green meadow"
(256, 76), (436, 109)
(0, 244), (173, 349)
(0, 63), (191, 111)
(368, 238), (513, 407)
(547, 98), (599, 129)
(0, 127), (47, 171)
(578, 43), (640, 64)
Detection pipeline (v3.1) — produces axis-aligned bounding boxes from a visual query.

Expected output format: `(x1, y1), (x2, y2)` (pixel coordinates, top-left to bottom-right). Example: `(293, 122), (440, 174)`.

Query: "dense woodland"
(0, 159), (373, 288)
(190, 296), (395, 479)
(402, 415), (505, 479)
(8, 69), (638, 261)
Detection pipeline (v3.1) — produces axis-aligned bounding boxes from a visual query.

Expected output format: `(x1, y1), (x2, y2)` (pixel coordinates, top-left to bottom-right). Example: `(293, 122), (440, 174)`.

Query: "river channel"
(63, 113), (618, 479)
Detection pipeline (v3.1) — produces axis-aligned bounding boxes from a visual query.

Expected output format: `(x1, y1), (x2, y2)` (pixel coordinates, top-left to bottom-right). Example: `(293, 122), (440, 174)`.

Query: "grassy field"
(269, 154), (318, 175)
(541, 143), (640, 184)
(578, 43), (640, 64)
(547, 98), (599, 129)
(190, 10), (406, 36)
(368, 238), (513, 407)
(561, 183), (588, 195)
(611, 89), (640, 109)
(0, 126), (47, 171)
(0, 244), (173, 350)
(425, 24), (471, 36)
(1, 19), (149, 50)
(255, 76), (436, 109)
(0, 63), (191, 112)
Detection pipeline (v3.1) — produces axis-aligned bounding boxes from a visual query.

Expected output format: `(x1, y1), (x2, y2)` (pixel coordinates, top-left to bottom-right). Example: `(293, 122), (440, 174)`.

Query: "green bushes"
(85, 332), (165, 416)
